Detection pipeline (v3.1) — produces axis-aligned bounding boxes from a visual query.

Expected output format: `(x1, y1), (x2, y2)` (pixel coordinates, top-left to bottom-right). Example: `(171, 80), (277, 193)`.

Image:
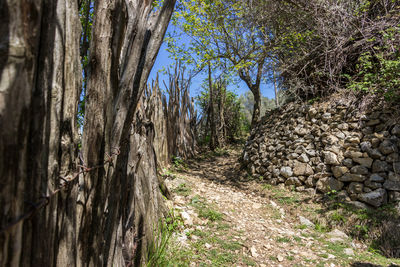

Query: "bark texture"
(78, 0), (176, 266)
(0, 0), (176, 266)
(239, 59), (265, 128)
(162, 64), (197, 161)
(0, 0), (81, 266)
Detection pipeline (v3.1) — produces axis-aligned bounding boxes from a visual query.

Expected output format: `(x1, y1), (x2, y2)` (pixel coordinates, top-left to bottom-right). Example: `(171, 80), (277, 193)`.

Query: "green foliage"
(196, 80), (249, 142)
(146, 218), (174, 266)
(347, 26), (400, 100)
(78, 0), (94, 127)
(190, 195), (223, 222)
(245, 0), (400, 100)
(239, 91), (277, 125)
(198, 207), (223, 222)
(172, 183), (191, 197)
(171, 156), (187, 171)
(167, 0), (273, 125)
(145, 208), (186, 266)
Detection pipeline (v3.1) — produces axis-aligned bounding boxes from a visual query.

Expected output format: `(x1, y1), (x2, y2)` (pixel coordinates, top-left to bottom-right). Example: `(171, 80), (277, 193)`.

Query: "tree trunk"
(79, 0), (176, 265)
(217, 81), (226, 147)
(251, 87), (261, 128)
(0, 0), (82, 266)
(1, 0), (175, 266)
(151, 77), (169, 168)
(238, 59), (265, 128)
(273, 61), (279, 107)
(208, 63), (216, 150)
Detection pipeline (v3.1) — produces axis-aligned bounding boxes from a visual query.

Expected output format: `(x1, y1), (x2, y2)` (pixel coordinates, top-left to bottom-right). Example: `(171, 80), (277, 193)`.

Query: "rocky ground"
(162, 146), (400, 267)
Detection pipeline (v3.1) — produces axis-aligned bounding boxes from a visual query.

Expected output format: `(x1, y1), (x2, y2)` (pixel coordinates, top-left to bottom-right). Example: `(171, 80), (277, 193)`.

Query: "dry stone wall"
(242, 96), (400, 208)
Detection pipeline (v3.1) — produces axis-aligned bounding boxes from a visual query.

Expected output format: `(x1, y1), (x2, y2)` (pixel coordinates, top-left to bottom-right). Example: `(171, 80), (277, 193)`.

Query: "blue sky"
(148, 25), (277, 100)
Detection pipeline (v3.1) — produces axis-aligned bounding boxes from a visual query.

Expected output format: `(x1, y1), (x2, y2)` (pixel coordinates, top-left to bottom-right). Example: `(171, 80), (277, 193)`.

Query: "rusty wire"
(0, 147), (121, 235)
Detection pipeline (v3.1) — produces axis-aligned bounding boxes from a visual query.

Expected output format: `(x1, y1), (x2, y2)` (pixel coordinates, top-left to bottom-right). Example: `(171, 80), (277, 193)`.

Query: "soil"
(164, 146), (400, 267)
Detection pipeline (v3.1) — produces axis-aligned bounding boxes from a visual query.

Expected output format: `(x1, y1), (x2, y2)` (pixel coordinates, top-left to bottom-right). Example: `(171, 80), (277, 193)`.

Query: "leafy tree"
(167, 0), (273, 127)
(197, 79), (247, 146)
(239, 91), (277, 125)
(242, 0), (400, 100)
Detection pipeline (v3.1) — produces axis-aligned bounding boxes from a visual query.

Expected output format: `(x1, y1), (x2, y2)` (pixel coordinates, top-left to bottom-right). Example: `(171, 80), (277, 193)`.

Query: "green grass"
(293, 236), (302, 242)
(190, 196), (223, 222)
(173, 183), (192, 197)
(198, 207), (223, 222)
(296, 224), (308, 230)
(314, 222), (329, 233)
(277, 195), (300, 205)
(216, 222), (230, 231)
(286, 255), (295, 261)
(242, 256), (257, 266)
(276, 236), (291, 243)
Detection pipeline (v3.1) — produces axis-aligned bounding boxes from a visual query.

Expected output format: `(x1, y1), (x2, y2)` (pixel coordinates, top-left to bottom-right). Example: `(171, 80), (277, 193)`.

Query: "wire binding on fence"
(0, 147), (120, 235)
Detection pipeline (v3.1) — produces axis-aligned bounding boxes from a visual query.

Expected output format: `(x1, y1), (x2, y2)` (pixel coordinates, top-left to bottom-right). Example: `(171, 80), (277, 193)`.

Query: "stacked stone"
(242, 99), (400, 208)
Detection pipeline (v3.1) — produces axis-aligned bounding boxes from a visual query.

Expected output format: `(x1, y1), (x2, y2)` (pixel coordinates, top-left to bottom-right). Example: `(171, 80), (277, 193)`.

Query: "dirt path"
(163, 146), (400, 267)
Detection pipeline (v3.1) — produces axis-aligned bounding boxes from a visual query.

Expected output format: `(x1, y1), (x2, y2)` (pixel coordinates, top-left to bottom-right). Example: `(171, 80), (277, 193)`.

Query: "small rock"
(353, 157), (373, 168)
(299, 216), (314, 227)
(293, 162), (314, 176)
(347, 182), (364, 194)
(389, 171), (400, 182)
(304, 188), (316, 195)
(360, 141), (372, 152)
(270, 200), (279, 209)
(388, 191), (400, 202)
(364, 180), (382, 189)
(306, 149), (317, 157)
(338, 123), (349, 130)
(322, 113), (332, 121)
(367, 119), (381, 126)
(205, 243), (212, 249)
(392, 125), (400, 136)
(323, 151), (340, 165)
(327, 229), (348, 242)
(372, 160), (390, 173)
(342, 158), (353, 167)
(347, 201), (369, 210)
(337, 191), (350, 202)
(370, 173), (385, 182)
(344, 151), (363, 158)
(339, 173), (366, 182)
(295, 126), (308, 136)
(368, 149), (383, 159)
(346, 136), (361, 144)
(386, 153), (400, 163)
(350, 165), (369, 175)
(277, 255), (284, 262)
(253, 202), (262, 209)
(280, 166), (293, 178)
(364, 187), (373, 193)
(181, 211), (193, 226)
(394, 162), (400, 174)
(324, 135), (339, 145)
(308, 107), (318, 117)
(358, 188), (387, 207)
(176, 232), (188, 244)
(332, 166), (349, 178)
(298, 153), (310, 163)
(383, 180), (400, 191)
(379, 139), (398, 155)
(250, 246), (258, 257)
(285, 177), (302, 187)
(316, 177), (344, 193)
(344, 248), (354, 256)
